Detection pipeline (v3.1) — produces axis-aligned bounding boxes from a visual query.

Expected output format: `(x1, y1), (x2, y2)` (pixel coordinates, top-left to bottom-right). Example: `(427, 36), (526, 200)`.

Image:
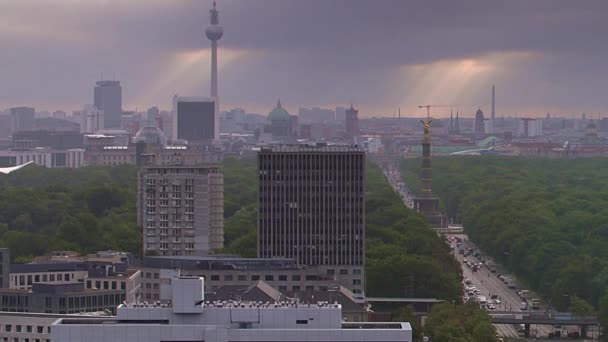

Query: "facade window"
(278, 275), (287, 281)
(210, 275), (220, 281)
(251, 275), (260, 281)
(264, 275), (274, 281)
(353, 268), (362, 275)
(339, 269), (348, 275)
(154, 273), (159, 279)
(306, 286), (314, 291)
(353, 279), (362, 285)
(327, 269), (335, 276)
(292, 275), (301, 281)
(237, 275), (247, 281)
(224, 275), (233, 281)
(292, 286), (300, 292)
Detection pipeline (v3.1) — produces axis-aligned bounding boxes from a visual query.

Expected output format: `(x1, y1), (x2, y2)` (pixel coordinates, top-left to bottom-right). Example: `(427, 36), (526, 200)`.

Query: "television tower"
(205, 1), (223, 110)
(491, 85), (495, 133)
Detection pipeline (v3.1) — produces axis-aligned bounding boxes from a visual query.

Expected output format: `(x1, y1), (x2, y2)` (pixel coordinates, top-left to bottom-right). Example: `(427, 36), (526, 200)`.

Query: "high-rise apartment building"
(257, 145), (365, 276)
(138, 153), (224, 257)
(172, 96), (217, 143)
(10, 107), (35, 133)
(80, 104), (104, 133)
(94, 80), (122, 129)
(345, 105), (359, 139)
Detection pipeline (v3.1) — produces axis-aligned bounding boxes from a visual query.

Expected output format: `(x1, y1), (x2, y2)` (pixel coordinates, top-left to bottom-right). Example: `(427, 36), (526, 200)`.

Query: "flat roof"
(366, 297), (444, 303)
(260, 144), (364, 153)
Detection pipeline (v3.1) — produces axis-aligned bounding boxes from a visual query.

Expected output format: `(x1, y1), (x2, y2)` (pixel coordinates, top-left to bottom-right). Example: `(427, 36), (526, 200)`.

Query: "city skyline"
(0, 0), (607, 117)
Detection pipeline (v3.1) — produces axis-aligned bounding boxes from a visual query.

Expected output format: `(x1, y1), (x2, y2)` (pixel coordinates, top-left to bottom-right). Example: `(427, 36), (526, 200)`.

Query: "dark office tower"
(94, 80), (122, 129)
(474, 108), (485, 136)
(0, 248), (9, 288)
(172, 96), (217, 143)
(10, 106), (35, 133)
(257, 145), (365, 270)
(345, 104), (359, 139)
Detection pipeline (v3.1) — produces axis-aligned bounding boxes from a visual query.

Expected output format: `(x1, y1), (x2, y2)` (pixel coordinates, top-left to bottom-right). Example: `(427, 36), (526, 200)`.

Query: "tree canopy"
(404, 156), (608, 321)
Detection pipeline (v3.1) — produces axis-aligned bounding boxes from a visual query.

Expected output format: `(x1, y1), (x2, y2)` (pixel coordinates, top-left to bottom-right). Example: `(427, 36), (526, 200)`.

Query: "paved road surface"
(452, 235), (599, 341)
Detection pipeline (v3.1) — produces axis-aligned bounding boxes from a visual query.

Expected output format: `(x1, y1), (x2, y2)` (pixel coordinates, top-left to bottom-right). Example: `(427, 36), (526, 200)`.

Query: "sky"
(0, 0), (607, 118)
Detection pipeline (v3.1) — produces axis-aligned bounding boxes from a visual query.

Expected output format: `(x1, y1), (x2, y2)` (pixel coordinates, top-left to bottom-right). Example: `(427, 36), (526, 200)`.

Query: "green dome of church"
(268, 99), (290, 121)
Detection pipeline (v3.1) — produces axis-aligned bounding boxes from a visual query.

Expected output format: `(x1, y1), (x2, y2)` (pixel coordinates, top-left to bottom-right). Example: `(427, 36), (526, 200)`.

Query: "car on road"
(494, 299), (501, 304)
(487, 304), (496, 310)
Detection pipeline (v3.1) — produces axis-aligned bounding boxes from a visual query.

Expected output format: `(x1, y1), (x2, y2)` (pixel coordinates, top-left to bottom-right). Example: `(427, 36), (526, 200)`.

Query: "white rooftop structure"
(51, 277), (412, 342)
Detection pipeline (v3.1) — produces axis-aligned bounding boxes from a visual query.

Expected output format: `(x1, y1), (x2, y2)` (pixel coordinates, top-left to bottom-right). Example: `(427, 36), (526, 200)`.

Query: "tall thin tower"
(491, 85), (495, 120)
(205, 1), (223, 141)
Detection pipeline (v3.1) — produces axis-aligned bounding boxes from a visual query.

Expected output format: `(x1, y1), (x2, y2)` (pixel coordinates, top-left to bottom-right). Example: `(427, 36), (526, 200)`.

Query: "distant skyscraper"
(490, 85), (495, 134)
(335, 107), (347, 122)
(80, 105), (104, 133)
(474, 109), (485, 136)
(138, 154), (224, 257)
(10, 106), (35, 133)
(172, 96), (217, 143)
(94, 80), (122, 129)
(205, 1), (223, 136)
(345, 105), (359, 139)
(257, 145), (366, 293)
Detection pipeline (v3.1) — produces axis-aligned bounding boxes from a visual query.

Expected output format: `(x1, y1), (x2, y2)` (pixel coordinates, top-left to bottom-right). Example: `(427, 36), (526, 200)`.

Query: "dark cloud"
(0, 0), (606, 116)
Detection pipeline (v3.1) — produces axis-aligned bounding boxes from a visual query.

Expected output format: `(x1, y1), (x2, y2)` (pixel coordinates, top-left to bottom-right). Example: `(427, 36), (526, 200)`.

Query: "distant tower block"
(205, 1), (223, 141)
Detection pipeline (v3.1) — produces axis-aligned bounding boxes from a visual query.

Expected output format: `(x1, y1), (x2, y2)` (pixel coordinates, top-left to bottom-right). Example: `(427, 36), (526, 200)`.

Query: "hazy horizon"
(1, 0), (607, 118)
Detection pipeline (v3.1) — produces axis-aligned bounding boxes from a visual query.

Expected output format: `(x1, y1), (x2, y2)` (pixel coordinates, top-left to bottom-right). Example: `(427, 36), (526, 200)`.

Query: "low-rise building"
(0, 282), (123, 314)
(0, 148), (85, 168)
(8, 251), (141, 303)
(0, 311), (112, 342)
(9, 263), (89, 290)
(140, 256), (348, 302)
(51, 277), (412, 342)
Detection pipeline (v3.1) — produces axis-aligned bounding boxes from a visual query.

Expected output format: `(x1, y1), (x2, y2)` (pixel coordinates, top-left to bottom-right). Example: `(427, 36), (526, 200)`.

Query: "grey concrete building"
(94, 80), (122, 129)
(138, 155), (224, 257)
(0, 311), (112, 342)
(0, 282), (122, 314)
(0, 248), (9, 288)
(257, 145), (366, 294)
(10, 106), (35, 133)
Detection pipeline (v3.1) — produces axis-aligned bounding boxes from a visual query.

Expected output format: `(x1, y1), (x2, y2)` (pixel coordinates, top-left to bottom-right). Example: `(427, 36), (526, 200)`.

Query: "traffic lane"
(456, 249), (521, 311)
(454, 243), (557, 339)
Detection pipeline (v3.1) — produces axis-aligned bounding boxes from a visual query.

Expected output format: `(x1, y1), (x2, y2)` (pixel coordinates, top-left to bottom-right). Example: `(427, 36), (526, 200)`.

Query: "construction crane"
(417, 105), (454, 120)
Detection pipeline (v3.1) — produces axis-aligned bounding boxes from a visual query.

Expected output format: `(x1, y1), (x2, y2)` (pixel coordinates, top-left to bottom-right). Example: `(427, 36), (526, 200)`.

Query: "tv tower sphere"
(205, 2), (223, 41)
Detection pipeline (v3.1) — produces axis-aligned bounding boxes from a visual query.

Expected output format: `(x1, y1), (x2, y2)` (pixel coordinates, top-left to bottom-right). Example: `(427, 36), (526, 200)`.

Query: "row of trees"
(0, 165), (140, 262)
(403, 156), (608, 327)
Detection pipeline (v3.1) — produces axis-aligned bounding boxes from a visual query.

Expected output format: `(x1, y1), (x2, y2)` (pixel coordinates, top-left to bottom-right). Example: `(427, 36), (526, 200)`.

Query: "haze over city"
(1, 1), (608, 341)
(1, 0), (607, 117)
